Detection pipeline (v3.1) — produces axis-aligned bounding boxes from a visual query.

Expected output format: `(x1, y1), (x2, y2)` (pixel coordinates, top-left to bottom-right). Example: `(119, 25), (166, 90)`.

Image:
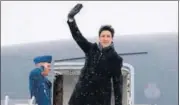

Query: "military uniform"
(29, 55), (52, 105)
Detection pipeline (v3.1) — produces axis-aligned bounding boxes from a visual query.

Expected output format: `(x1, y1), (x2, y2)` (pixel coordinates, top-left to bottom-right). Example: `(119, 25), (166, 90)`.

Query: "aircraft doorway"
(52, 62), (134, 105)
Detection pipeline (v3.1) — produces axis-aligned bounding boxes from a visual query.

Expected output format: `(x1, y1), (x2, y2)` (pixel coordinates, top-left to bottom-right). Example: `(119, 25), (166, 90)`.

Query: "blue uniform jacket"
(29, 66), (52, 105)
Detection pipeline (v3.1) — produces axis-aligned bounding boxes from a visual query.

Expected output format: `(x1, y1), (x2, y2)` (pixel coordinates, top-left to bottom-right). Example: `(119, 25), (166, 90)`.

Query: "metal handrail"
(4, 96), (9, 105)
(2, 96), (36, 105)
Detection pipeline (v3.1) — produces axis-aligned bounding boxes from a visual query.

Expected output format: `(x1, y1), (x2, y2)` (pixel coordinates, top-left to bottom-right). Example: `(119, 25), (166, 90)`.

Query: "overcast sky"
(1, 1), (178, 46)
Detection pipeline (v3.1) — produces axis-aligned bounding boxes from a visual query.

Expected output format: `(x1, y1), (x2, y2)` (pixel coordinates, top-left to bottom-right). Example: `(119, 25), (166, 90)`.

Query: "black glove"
(68, 3), (83, 19)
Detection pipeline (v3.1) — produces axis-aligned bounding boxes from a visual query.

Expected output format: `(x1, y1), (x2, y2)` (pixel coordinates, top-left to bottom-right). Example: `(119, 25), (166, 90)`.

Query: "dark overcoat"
(67, 19), (123, 105)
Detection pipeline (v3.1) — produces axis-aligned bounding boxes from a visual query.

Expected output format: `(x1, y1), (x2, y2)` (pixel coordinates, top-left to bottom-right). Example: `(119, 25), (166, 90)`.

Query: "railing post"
(29, 96), (35, 105)
(4, 95), (9, 105)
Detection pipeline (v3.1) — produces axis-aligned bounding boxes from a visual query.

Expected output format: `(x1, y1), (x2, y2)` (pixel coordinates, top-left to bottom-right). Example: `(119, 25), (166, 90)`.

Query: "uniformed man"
(29, 55), (52, 105)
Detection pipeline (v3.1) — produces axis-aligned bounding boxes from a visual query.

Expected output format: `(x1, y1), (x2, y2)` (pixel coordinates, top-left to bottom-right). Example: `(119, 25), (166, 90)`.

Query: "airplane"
(1, 32), (178, 105)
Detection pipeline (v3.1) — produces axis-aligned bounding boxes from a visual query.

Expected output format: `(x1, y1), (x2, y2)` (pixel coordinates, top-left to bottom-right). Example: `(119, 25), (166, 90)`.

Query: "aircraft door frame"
(52, 62), (134, 105)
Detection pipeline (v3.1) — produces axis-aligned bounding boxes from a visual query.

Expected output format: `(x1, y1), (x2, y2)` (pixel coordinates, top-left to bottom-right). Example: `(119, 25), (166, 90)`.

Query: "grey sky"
(1, 1), (178, 46)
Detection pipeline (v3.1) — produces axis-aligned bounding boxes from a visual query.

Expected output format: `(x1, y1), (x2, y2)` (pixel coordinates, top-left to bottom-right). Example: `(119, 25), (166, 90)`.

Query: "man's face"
(42, 62), (51, 76)
(99, 30), (113, 48)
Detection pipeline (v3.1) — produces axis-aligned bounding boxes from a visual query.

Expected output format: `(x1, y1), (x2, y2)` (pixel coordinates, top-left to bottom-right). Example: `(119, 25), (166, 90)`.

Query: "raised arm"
(112, 57), (123, 105)
(29, 68), (51, 105)
(67, 4), (92, 53)
(29, 68), (42, 98)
